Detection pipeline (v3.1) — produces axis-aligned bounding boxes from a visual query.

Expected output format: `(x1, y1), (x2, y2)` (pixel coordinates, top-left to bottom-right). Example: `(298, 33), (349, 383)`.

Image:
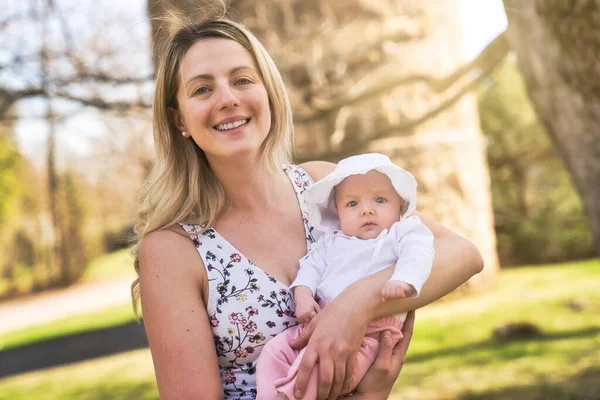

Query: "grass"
(392, 258), (600, 400)
(0, 349), (158, 400)
(0, 259), (598, 400)
(0, 303), (136, 351)
(81, 248), (135, 282)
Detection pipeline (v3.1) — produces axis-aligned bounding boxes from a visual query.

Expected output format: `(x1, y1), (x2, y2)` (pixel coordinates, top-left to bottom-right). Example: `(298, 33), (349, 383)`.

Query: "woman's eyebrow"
(185, 65), (255, 86)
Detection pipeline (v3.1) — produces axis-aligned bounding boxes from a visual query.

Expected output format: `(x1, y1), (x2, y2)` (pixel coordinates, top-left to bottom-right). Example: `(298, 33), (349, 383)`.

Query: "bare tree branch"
(69, 72), (153, 85)
(0, 83), (151, 118)
(280, 15), (424, 85)
(0, 87), (45, 116)
(0, 1), (152, 119)
(294, 32), (510, 163)
(295, 32), (510, 123)
(53, 91), (151, 111)
(0, 11), (32, 31)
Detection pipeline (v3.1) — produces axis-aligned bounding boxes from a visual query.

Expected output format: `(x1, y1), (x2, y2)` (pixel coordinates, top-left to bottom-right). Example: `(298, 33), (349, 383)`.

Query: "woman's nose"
(216, 85), (240, 110)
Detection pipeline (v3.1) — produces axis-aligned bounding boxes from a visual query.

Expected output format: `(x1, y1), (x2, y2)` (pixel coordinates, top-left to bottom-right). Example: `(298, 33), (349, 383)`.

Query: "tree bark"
(503, 0), (600, 256)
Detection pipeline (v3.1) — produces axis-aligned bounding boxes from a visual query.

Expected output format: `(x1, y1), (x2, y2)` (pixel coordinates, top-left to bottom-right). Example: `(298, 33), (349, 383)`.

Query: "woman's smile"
(213, 116), (251, 132)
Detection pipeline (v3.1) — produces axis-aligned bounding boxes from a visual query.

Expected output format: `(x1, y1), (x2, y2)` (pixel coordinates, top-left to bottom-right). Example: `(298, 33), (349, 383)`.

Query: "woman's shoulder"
(297, 160), (336, 182)
(138, 225), (206, 285)
(139, 225), (189, 254)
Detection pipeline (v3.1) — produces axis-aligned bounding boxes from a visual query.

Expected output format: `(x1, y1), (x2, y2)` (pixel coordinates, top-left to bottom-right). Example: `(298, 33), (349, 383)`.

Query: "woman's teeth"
(215, 119), (249, 131)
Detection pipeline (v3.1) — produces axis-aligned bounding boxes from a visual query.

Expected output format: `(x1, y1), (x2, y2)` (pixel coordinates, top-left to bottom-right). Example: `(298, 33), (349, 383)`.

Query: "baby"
(256, 153), (434, 399)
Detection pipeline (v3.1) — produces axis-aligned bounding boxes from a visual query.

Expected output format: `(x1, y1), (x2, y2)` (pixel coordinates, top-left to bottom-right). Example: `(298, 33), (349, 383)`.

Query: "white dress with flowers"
(180, 165), (317, 400)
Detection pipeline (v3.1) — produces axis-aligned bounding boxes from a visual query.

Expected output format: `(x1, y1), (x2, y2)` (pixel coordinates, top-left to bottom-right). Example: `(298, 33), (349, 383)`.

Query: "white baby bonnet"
(306, 153), (418, 234)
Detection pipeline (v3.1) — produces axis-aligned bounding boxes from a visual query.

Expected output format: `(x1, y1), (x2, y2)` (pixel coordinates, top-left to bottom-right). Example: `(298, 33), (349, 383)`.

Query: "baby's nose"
(361, 206), (375, 215)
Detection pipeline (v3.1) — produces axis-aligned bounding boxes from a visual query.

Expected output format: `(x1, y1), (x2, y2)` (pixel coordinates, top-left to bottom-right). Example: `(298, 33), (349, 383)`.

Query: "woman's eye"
(376, 197), (386, 203)
(193, 86), (210, 96)
(236, 78), (252, 85)
(347, 201), (358, 207)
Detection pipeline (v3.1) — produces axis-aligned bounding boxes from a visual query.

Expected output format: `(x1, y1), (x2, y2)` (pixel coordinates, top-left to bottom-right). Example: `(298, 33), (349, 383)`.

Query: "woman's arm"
(138, 228), (224, 400)
(368, 210), (484, 317)
(297, 210), (483, 325)
(300, 160), (336, 181)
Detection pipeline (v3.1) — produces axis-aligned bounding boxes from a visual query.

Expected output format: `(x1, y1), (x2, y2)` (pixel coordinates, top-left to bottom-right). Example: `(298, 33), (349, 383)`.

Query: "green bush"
(103, 224), (135, 253)
(478, 55), (595, 265)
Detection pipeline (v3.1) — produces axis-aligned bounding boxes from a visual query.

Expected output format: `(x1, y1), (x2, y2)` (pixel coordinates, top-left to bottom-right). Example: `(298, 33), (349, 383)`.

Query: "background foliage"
(0, 1), (596, 297)
(478, 55), (595, 265)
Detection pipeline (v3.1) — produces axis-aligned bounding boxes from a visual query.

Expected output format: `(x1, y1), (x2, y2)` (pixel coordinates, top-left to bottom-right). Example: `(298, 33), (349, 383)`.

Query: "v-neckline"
(208, 228), (292, 289)
(203, 165), (313, 290)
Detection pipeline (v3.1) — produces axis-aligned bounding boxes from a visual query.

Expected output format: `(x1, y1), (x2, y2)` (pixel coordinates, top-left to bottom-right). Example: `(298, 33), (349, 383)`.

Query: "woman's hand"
(354, 311), (415, 399)
(289, 294), (372, 400)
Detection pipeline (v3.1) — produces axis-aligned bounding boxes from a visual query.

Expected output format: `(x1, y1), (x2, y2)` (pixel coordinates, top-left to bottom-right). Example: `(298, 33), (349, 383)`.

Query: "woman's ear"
(168, 106), (187, 133)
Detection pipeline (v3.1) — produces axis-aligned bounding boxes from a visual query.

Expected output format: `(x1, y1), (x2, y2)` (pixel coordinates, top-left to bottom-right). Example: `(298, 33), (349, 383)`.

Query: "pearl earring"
(181, 131), (189, 138)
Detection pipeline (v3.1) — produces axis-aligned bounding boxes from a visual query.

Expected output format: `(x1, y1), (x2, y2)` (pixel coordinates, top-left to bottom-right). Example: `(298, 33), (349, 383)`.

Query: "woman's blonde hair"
(131, 16), (294, 314)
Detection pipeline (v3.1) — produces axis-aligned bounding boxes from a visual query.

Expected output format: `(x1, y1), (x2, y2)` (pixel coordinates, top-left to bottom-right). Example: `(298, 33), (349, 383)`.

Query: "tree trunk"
(146, 0), (500, 288)
(41, 2), (68, 286)
(502, 0), (600, 256)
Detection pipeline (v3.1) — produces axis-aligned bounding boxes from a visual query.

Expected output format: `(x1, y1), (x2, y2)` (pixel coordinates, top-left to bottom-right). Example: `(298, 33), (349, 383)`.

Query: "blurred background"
(0, 0), (598, 399)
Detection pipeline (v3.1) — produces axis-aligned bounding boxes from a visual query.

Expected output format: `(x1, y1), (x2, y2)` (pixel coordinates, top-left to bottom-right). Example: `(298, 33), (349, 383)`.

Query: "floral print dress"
(180, 165), (317, 400)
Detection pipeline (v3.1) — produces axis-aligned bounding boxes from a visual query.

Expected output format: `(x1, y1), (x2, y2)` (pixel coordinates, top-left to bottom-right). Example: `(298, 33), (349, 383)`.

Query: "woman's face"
(171, 38), (271, 162)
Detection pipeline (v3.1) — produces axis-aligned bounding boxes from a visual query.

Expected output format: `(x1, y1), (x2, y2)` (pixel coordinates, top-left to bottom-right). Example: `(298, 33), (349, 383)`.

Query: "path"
(0, 275), (136, 334)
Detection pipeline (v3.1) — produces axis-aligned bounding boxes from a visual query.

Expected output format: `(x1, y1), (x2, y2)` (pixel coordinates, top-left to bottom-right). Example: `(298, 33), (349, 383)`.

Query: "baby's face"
(334, 170), (404, 239)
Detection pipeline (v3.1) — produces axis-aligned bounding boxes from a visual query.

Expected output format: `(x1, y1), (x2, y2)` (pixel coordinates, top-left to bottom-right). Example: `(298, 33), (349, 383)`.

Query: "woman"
(132, 16), (483, 400)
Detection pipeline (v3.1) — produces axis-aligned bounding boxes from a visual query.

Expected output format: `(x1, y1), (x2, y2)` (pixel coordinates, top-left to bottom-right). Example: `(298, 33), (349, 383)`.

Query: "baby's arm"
(290, 240), (328, 322)
(383, 216), (435, 301)
(293, 286), (322, 323)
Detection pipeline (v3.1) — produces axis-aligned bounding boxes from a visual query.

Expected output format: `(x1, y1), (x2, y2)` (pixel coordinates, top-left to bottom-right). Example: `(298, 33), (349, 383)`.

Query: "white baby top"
(290, 216), (434, 303)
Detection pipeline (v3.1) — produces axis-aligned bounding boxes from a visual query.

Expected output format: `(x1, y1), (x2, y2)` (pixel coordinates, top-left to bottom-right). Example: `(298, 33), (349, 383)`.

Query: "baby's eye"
(193, 86), (211, 96)
(375, 197), (386, 204)
(347, 201), (358, 208)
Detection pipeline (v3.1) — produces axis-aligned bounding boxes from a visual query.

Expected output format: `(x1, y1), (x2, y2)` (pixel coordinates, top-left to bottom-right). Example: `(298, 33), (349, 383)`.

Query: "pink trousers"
(256, 315), (403, 399)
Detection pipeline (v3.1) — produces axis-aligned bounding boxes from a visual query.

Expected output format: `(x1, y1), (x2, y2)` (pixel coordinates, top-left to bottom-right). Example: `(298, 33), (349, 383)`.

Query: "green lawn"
(0, 303), (136, 351)
(394, 258), (600, 400)
(0, 349), (158, 400)
(82, 248), (135, 282)
(0, 259), (598, 400)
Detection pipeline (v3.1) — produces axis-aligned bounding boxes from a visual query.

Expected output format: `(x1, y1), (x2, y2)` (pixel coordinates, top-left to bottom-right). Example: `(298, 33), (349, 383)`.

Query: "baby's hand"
(295, 298), (322, 323)
(381, 280), (415, 301)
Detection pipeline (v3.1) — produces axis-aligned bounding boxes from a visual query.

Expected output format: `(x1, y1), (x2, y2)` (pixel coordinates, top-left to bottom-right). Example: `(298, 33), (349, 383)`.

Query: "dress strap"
(283, 164), (314, 197)
(180, 223), (219, 314)
(283, 164), (319, 246)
